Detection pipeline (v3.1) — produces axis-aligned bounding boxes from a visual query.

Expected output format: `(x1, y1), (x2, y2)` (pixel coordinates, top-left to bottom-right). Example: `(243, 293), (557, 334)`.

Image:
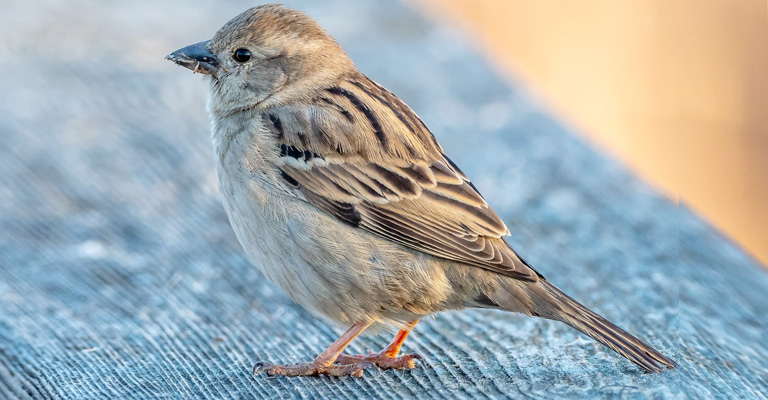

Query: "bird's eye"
(233, 48), (252, 63)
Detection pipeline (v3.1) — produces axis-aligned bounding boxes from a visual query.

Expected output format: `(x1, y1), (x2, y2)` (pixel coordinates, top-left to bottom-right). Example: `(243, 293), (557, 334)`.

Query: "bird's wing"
(263, 76), (539, 282)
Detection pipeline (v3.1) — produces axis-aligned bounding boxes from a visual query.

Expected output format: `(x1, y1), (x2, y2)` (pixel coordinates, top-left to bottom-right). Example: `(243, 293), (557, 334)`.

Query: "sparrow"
(166, 4), (677, 377)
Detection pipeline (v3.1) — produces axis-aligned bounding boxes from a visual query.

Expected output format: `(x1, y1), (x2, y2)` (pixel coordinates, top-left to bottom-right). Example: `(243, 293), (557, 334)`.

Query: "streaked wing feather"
(267, 75), (538, 282)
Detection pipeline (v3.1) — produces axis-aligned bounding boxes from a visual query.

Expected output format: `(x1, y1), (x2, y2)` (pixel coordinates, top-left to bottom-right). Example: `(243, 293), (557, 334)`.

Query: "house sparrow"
(166, 4), (676, 377)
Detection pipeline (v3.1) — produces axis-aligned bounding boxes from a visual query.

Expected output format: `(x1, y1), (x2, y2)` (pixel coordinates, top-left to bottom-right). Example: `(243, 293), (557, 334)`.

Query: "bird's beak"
(165, 40), (219, 75)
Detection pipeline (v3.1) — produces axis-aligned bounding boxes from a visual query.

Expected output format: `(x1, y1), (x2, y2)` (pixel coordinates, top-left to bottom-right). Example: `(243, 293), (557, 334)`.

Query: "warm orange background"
(413, 0), (768, 266)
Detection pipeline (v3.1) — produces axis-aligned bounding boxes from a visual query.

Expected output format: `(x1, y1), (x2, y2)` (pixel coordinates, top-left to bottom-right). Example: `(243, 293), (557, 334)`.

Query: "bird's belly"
(216, 163), (458, 328)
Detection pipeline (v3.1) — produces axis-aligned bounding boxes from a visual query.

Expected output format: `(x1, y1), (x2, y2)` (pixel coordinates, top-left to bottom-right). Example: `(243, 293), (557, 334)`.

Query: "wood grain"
(0, 0), (765, 398)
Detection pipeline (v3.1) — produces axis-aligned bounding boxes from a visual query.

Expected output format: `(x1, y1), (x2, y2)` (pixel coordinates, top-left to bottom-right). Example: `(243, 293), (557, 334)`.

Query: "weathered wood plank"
(0, 0), (766, 399)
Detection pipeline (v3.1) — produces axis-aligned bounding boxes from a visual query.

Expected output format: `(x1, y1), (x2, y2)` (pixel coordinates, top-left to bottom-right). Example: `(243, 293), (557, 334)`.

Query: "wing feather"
(265, 75), (539, 282)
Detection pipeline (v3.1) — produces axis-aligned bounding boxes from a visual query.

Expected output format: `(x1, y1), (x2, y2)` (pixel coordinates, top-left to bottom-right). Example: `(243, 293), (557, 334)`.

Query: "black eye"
(233, 48), (252, 63)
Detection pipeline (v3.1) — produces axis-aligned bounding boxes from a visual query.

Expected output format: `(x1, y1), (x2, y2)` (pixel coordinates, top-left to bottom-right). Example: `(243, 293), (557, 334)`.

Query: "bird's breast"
(207, 114), (459, 326)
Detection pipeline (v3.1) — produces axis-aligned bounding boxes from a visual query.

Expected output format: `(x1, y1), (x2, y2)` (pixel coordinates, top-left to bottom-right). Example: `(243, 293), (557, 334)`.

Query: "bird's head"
(166, 4), (354, 116)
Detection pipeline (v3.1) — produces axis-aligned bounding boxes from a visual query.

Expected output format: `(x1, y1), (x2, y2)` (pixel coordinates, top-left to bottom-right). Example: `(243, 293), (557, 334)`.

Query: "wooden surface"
(414, 0), (768, 267)
(0, 0), (766, 398)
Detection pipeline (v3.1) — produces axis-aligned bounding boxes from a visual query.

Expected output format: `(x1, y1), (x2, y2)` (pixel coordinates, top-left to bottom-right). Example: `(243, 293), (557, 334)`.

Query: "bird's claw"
(252, 360), (375, 377)
(335, 352), (423, 370)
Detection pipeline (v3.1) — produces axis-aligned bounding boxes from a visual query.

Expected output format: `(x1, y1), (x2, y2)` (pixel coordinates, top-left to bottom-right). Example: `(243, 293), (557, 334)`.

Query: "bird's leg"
(253, 321), (374, 377)
(335, 320), (422, 370)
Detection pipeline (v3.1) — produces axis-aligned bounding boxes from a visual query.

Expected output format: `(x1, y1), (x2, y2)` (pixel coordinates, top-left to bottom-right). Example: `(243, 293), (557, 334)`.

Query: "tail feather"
(532, 280), (677, 372)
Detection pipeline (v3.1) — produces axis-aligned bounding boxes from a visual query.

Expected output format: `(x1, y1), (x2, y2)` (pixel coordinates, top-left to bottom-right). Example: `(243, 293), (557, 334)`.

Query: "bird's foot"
(335, 351), (422, 370)
(253, 360), (374, 377)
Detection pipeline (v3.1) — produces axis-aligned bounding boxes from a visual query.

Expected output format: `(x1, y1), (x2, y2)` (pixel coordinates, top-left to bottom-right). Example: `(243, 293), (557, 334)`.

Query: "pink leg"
(335, 320), (422, 370)
(253, 321), (373, 377)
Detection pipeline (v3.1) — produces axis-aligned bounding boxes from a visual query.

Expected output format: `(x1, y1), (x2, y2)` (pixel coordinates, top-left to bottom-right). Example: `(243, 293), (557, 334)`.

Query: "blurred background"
(413, 0), (768, 266)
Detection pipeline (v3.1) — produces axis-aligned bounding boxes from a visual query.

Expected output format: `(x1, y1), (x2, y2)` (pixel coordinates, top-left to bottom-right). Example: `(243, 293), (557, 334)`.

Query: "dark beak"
(165, 40), (219, 75)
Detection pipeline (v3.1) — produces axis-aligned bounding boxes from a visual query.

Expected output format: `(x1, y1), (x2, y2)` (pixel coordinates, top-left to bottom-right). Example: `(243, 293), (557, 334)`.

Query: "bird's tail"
(528, 279), (677, 372)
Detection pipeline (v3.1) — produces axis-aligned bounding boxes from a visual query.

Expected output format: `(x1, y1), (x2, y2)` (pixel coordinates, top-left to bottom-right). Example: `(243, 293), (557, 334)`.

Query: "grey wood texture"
(1, 0), (766, 399)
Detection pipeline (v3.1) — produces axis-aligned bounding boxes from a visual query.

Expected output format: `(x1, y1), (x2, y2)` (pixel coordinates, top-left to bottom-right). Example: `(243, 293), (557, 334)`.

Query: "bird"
(165, 4), (677, 377)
